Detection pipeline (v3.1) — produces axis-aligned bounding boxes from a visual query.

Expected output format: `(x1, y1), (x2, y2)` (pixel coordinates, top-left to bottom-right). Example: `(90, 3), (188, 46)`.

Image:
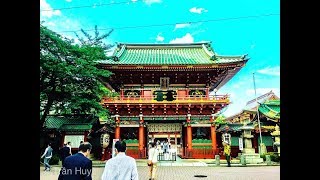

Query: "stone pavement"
(91, 157), (278, 167)
(40, 166), (280, 180)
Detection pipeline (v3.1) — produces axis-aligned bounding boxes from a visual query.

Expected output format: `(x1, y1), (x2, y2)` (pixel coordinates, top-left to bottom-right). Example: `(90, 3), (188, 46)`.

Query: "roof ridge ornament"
(202, 44), (216, 60)
(241, 54), (249, 60)
(111, 44), (126, 61)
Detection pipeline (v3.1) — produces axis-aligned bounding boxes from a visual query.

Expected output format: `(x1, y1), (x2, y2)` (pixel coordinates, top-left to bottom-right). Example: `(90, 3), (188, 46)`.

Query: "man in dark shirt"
(58, 142), (93, 180)
(60, 144), (71, 165)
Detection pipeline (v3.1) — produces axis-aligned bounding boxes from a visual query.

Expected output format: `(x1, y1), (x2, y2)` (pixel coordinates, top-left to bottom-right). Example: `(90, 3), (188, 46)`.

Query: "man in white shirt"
(148, 142), (159, 180)
(66, 142), (72, 155)
(101, 140), (138, 180)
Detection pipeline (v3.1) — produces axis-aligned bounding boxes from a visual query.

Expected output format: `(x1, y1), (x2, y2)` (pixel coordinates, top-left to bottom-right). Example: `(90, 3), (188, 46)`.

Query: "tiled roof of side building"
(59, 124), (93, 131)
(258, 100), (280, 119)
(44, 115), (98, 131)
(216, 123), (245, 132)
(99, 42), (248, 65)
(244, 91), (279, 110)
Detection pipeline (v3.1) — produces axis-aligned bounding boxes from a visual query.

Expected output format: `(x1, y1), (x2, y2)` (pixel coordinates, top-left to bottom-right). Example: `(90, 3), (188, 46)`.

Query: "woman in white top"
(148, 142), (159, 180)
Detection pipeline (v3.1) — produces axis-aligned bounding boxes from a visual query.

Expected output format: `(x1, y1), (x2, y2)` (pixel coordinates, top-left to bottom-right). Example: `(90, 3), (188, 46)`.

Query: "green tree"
(40, 24), (114, 127)
(214, 114), (227, 125)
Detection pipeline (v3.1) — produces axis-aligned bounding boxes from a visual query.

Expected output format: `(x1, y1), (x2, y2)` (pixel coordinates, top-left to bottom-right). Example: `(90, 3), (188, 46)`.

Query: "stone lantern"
(271, 124), (280, 156)
(239, 123), (263, 164)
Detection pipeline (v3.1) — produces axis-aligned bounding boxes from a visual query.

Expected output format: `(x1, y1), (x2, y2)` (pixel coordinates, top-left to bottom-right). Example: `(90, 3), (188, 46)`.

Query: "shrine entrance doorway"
(146, 123), (182, 155)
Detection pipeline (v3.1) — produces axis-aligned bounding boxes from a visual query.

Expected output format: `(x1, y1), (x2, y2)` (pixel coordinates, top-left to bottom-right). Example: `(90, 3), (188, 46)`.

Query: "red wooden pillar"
(138, 114), (144, 151)
(210, 114), (217, 155)
(61, 132), (66, 147)
(253, 133), (259, 153)
(206, 88), (209, 100)
(186, 89), (189, 99)
(141, 88), (144, 99)
(186, 114), (192, 151)
(115, 115), (120, 139)
(120, 89), (124, 100)
(187, 127), (192, 150)
(84, 131), (89, 142)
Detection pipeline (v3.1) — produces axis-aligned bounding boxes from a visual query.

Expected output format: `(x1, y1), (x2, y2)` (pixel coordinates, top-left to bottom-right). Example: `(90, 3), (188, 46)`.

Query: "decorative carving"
(189, 90), (206, 96)
(153, 90), (177, 101)
(147, 123), (182, 132)
(124, 90), (140, 97)
(120, 120), (139, 125)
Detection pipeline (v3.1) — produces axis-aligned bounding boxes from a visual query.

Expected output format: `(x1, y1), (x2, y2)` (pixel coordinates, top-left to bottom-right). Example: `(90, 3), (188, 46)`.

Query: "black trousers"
(226, 155), (231, 166)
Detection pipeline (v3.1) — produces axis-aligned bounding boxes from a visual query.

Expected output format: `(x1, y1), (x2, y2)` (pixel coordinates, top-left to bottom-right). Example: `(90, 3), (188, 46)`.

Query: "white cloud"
(257, 66), (280, 76)
(169, 33), (194, 44)
(216, 90), (247, 117)
(40, 0), (61, 18)
(46, 22), (56, 27)
(62, 34), (81, 45)
(156, 33), (164, 42)
(174, 23), (190, 31)
(41, 17), (81, 37)
(191, 29), (206, 36)
(60, 19), (81, 30)
(189, 7), (208, 14)
(43, 18), (81, 31)
(246, 88), (280, 97)
(216, 72), (279, 117)
(66, 0), (72, 2)
(143, 0), (161, 5)
(131, 0), (138, 2)
(232, 83), (241, 89)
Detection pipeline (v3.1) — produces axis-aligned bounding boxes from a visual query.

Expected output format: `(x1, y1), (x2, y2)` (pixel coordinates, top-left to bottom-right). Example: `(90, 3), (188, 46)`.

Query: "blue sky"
(40, 0), (280, 117)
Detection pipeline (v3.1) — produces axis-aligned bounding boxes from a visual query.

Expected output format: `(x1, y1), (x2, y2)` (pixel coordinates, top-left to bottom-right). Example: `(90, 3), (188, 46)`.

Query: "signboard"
(64, 135), (84, 148)
(112, 139), (119, 158)
(239, 138), (243, 151)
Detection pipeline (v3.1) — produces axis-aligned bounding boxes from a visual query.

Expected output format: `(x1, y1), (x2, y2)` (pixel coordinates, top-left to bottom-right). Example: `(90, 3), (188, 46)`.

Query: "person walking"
(223, 141), (231, 167)
(41, 143), (53, 171)
(66, 142), (72, 155)
(60, 143), (71, 165)
(101, 140), (138, 180)
(148, 142), (159, 180)
(58, 142), (93, 180)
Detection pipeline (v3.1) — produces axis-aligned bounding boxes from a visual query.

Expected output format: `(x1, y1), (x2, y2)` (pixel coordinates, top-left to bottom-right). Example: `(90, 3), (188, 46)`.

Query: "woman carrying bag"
(148, 142), (159, 180)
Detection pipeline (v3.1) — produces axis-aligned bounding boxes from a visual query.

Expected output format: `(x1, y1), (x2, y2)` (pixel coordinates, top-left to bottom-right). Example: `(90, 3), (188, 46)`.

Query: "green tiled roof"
(216, 123), (245, 132)
(259, 100), (280, 119)
(143, 116), (186, 121)
(100, 42), (248, 65)
(120, 117), (139, 121)
(59, 124), (92, 131)
(191, 116), (211, 121)
(44, 115), (98, 132)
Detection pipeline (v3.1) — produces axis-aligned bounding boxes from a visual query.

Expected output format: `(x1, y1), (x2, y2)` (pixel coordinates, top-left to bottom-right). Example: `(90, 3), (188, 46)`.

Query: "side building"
(99, 42), (249, 159)
(221, 91), (280, 159)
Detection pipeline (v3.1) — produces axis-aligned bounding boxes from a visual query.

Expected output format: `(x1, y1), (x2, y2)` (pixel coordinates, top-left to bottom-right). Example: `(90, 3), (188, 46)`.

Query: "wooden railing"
(102, 95), (229, 104)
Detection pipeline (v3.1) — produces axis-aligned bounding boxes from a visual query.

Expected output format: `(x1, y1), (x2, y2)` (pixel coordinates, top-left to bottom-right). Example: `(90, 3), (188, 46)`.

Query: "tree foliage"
(40, 24), (115, 126)
(214, 114), (227, 125)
